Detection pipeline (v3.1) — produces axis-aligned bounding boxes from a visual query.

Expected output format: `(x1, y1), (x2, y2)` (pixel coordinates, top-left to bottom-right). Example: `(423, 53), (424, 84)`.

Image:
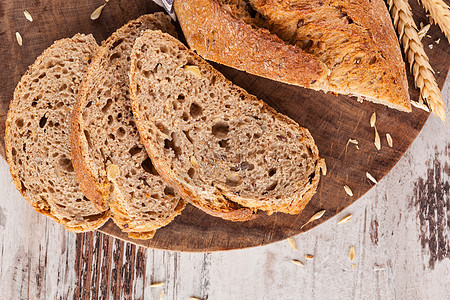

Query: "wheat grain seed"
(301, 210), (326, 229)
(23, 10), (33, 22)
(189, 298), (202, 300)
(344, 185), (353, 196)
(321, 160), (327, 176)
(370, 112), (376, 127)
(150, 282), (164, 287)
(374, 127), (381, 150)
(349, 246), (355, 261)
(352, 264), (356, 269)
(291, 259), (304, 266)
(386, 133), (393, 147)
(417, 23), (431, 40)
(159, 290), (165, 300)
(16, 32), (22, 46)
(338, 214), (353, 224)
(91, 4), (106, 20)
(366, 172), (378, 184)
(305, 254), (314, 259)
(287, 238), (301, 253)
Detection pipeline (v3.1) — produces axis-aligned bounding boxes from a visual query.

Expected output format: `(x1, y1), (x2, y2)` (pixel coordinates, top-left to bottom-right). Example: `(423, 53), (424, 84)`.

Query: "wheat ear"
(419, 0), (450, 40)
(388, 0), (446, 121)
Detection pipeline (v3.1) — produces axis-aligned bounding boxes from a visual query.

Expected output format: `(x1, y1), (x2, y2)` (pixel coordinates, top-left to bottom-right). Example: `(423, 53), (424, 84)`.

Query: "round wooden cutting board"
(0, 0), (448, 252)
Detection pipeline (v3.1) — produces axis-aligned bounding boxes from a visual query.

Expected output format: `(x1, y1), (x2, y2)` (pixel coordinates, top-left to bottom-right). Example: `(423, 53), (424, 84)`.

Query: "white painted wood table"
(0, 75), (448, 299)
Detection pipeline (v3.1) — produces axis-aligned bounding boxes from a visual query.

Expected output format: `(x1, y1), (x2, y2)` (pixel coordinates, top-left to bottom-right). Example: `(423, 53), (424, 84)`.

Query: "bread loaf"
(5, 34), (109, 232)
(129, 30), (325, 221)
(71, 14), (185, 239)
(174, 0), (411, 112)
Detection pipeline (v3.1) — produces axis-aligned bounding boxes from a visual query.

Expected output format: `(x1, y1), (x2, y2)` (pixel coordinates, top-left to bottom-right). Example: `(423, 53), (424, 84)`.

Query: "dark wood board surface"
(0, 0), (448, 252)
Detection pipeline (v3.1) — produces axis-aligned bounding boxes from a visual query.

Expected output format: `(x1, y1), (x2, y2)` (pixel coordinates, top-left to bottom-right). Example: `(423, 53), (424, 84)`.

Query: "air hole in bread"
(101, 99), (113, 113)
(268, 168), (277, 177)
(128, 145), (142, 157)
(38, 73), (46, 79)
(19, 181), (27, 192)
(111, 38), (123, 50)
(190, 103), (203, 118)
(212, 121), (229, 138)
(177, 94), (185, 102)
(160, 45), (168, 53)
(59, 83), (67, 92)
(136, 60), (143, 70)
(39, 114), (48, 128)
(116, 113), (122, 122)
(143, 70), (150, 78)
(188, 167), (195, 179)
(59, 157), (74, 172)
(163, 186), (175, 196)
(153, 63), (161, 73)
(11, 147), (17, 157)
(369, 56), (377, 65)
(163, 133), (181, 158)
(182, 112), (189, 121)
(108, 133), (115, 140)
(83, 130), (91, 147)
(240, 161), (254, 171)
(56, 102), (64, 108)
(86, 101), (93, 108)
(141, 157), (159, 176)
(266, 181), (278, 191)
(219, 139), (228, 148)
(183, 130), (193, 144)
(117, 127), (126, 138)
(110, 53), (121, 62)
(16, 118), (24, 128)
(156, 122), (170, 135)
(107, 115), (113, 125)
(226, 175), (241, 187)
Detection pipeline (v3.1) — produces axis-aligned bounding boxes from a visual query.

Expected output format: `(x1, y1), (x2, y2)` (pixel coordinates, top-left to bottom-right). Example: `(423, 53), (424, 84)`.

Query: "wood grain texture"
(0, 0), (448, 252)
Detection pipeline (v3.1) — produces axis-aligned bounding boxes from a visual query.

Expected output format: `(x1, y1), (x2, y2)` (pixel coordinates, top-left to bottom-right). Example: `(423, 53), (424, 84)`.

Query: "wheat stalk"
(388, 0), (446, 121)
(419, 0), (450, 39)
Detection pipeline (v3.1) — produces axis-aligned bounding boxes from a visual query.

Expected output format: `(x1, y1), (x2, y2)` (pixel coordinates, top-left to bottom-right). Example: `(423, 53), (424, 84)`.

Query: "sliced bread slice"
(129, 30), (325, 221)
(71, 14), (185, 238)
(5, 34), (109, 232)
(174, 0), (411, 112)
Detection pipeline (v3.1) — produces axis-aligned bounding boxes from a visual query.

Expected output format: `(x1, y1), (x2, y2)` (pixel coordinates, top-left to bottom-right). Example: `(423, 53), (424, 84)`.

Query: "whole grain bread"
(174, 0), (411, 112)
(129, 30), (325, 221)
(5, 34), (109, 232)
(71, 14), (185, 239)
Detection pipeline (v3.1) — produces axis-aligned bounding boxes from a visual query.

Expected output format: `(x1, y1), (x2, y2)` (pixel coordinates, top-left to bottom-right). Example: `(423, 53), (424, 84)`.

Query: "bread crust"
(129, 30), (325, 221)
(71, 14), (186, 238)
(174, 0), (411, 112)
(174, 0), (328, 90)
(6, 34), (109, 232)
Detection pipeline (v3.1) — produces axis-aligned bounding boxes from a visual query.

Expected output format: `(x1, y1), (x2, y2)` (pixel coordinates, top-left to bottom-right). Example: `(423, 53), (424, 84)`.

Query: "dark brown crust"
(174, 0), (328, 89)
(174, 0), (411, 112)
(129, 30), (324, 221)
(71, 14), (185, 238)
(5, 35), (110, 232)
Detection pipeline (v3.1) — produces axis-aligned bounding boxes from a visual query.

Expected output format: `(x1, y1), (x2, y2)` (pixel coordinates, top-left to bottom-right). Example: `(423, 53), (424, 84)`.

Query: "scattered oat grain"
(366, 172), (378, 184)
(344, 185), (353, 196)
(349, 246), (355, 261)
(150, 282), (164, 287)
(16, 32), (22, 46)
(291, 259), (304, 266)
(386, 133), (393, 147)
(159, 290), (165, 300)
(370, 112), (376, 127)
(23, 10), (33, 22)
(189, 298), (201, 300)
(91, 4), (106, 20)
(338, 214), (352, 224)
(320, 159), (327, 176)
(287, 238), (301, 253)
(301, 210), (326, 228)
(305, 254), (314, 259)
(352, 264), (356, 269)
(374, 127), (381, 150)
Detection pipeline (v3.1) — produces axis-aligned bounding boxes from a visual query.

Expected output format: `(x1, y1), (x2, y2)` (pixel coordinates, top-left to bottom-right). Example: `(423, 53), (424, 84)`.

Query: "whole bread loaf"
(129, 30), (325, 221)
(5, 34), (109, 232)
(174, 0), (411, 112)
(71, 14), (185, 239)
